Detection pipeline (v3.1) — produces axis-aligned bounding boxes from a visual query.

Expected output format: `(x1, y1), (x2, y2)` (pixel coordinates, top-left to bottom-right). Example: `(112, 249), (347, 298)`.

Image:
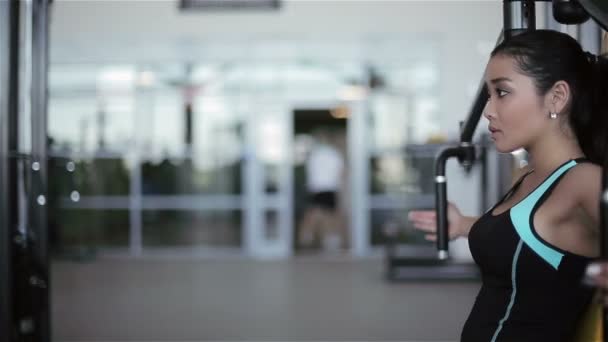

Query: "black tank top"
(461, 158), (594, 342)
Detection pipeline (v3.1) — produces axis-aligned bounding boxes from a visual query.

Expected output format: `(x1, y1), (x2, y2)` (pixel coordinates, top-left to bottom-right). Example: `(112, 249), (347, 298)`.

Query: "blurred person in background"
(298, 128), (345, 250)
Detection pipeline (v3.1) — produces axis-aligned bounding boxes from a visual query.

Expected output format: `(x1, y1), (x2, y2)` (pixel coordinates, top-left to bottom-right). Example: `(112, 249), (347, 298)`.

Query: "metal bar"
(58, 195), (293, 213)
(129, 85), (146, 257)
(434, 146), (470, 260)
(504, 0), (536, 40)
(349, 100), (370, 257)
(8, 0), (21, 339)
(578, 0), (608, 31)
(30, 0), (51, 340)
(31, 0), (49, 266)
(243, 101), (261, 256)
(0, 0), (17, 340)
(602, 155), (608, 342)
(60, 195), (249, 210)
(48, 150), (126, 160)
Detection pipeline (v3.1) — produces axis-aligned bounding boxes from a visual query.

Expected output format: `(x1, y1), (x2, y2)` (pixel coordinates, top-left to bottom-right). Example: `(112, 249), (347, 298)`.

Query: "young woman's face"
(483, 54), (550, 153)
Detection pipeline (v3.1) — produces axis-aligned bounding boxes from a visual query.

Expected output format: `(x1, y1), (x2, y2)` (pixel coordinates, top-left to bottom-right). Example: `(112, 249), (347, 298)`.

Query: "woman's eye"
(497, 89), (508, 97)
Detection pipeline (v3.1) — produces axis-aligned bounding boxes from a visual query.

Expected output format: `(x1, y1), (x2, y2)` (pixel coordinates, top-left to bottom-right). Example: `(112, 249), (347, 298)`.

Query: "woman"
(409, 30), (607, 341)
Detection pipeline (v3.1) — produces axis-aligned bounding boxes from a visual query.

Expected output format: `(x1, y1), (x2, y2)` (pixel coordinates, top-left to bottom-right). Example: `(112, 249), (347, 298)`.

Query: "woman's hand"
(408, 202), (466, 242)
(584, 262), (608, 304)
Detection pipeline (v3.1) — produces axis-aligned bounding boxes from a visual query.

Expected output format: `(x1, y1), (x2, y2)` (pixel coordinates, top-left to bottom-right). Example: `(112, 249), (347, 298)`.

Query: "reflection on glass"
(370, 155), (429, 195)
(48, 94), (134, 153)
(256, 110), (287, 194)
(48, 40), (441, 254)
(370, 94), (410, 150)
(52, 209), (130, 249)
(265, 210), (279, 240)
(370, 142), (441, 195)
(370, 155), (415, 194)
(369, 93), (439, 150)
(370, 209), (428, 246)
(257, 114), (285, 158)
(264, 164), (279, 193)
(142, 210), (241, 247)
(141, 87), (183, 157)
(49, 157), (130, 196)
(141, 158), (241, 195)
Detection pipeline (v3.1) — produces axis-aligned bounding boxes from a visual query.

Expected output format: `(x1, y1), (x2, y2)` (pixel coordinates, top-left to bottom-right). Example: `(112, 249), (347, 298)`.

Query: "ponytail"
(570, 54), (608, 165)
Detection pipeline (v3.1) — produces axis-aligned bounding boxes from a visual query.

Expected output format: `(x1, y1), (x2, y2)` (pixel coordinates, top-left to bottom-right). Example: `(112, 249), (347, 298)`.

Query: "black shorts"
(309, 191), (337, 211)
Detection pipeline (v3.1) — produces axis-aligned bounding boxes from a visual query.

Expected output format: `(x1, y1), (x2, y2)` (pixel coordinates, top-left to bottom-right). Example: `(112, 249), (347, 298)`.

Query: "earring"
(550, 112), (558, 119)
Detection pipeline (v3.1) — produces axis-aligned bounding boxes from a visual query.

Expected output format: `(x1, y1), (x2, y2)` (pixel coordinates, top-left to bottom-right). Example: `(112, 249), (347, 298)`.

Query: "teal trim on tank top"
(491, 239), (523, 342)
(509, 160), (578, 270)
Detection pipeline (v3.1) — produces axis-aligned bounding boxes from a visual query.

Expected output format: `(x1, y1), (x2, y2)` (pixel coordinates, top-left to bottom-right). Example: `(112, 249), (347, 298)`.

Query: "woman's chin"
(493, 142), (519, 154)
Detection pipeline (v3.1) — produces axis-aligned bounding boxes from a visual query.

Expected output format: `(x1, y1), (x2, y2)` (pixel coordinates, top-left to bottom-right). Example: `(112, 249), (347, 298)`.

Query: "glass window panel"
(142, 210), (242, 247)
(256, 107), (287, 194)
(264, 164), (280, 193)
(140, 86), (183, 157)
(193, 96), (244, 172)
(49, 64), (100, 92)
(369, 154), (421, 195)
(369, 94), (411, 151)
(141, 92), (244, 195)
(48, 97), (91, 152)
(52, 209), (130, 251)
(265, 210), (279, 240)
(141, 157), (242, 195)
(370, 209), (429, 246)
(49, 96), (134, 153)
(380, 63), (439, 93)
(49, 158), (130, 196)
(370, 144), (441, 195)
(49, 65), (135, 153)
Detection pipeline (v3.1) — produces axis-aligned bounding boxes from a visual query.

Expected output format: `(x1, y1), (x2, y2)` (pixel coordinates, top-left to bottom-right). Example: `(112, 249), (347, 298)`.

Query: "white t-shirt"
(306, 144), (344, 193)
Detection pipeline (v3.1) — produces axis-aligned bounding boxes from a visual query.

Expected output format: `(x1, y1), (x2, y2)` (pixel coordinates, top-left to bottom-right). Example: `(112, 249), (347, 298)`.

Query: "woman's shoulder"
(561, 162), (602, 220)
(565, 162), (602, 188)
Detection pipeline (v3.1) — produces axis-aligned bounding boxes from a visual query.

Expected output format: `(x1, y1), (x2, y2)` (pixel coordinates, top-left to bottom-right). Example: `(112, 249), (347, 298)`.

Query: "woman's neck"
(525, 132), (584, 176)
(526, 140), (584, 177)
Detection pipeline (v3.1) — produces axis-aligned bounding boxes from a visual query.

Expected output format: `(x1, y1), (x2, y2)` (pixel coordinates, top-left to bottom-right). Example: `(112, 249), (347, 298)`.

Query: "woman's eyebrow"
(490, 77), (513, 84)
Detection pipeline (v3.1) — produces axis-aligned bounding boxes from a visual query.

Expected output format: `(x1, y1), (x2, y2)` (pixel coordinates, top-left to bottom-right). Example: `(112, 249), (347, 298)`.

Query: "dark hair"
(491, 29), (608, 165)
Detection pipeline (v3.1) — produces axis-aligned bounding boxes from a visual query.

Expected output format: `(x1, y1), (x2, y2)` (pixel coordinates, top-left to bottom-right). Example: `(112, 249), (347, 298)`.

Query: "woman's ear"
(547, 80), (571, 114)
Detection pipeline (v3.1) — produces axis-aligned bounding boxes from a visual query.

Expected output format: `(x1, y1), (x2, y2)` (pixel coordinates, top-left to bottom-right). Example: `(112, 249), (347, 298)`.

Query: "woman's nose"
(483, 100), (496, 120)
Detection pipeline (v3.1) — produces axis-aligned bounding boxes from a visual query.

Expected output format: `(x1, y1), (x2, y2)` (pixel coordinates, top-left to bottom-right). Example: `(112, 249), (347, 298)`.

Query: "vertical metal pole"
(130, 81), (146, 257)
(30, 0), (51, 340)
(348, 100), (370, 257)
(0, 0), (17, 340)
(244, 97), (262, 256)
(8, 0), (21, 339)
(603, 162), (608, 342)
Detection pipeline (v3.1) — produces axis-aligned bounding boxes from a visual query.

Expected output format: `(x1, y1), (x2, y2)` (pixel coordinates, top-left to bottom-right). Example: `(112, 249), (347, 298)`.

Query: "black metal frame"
(31, 0), (51, 340)
(578, 0), (608, 31)
(0, 0), (17, 340)
(0, 0), (51, 341)
(179, 0), (281, 11)
(603, 155), (608, 341)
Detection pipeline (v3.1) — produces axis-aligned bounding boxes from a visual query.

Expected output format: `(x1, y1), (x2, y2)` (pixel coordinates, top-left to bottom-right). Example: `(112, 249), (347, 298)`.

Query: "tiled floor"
(52, 256), (480, 341)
